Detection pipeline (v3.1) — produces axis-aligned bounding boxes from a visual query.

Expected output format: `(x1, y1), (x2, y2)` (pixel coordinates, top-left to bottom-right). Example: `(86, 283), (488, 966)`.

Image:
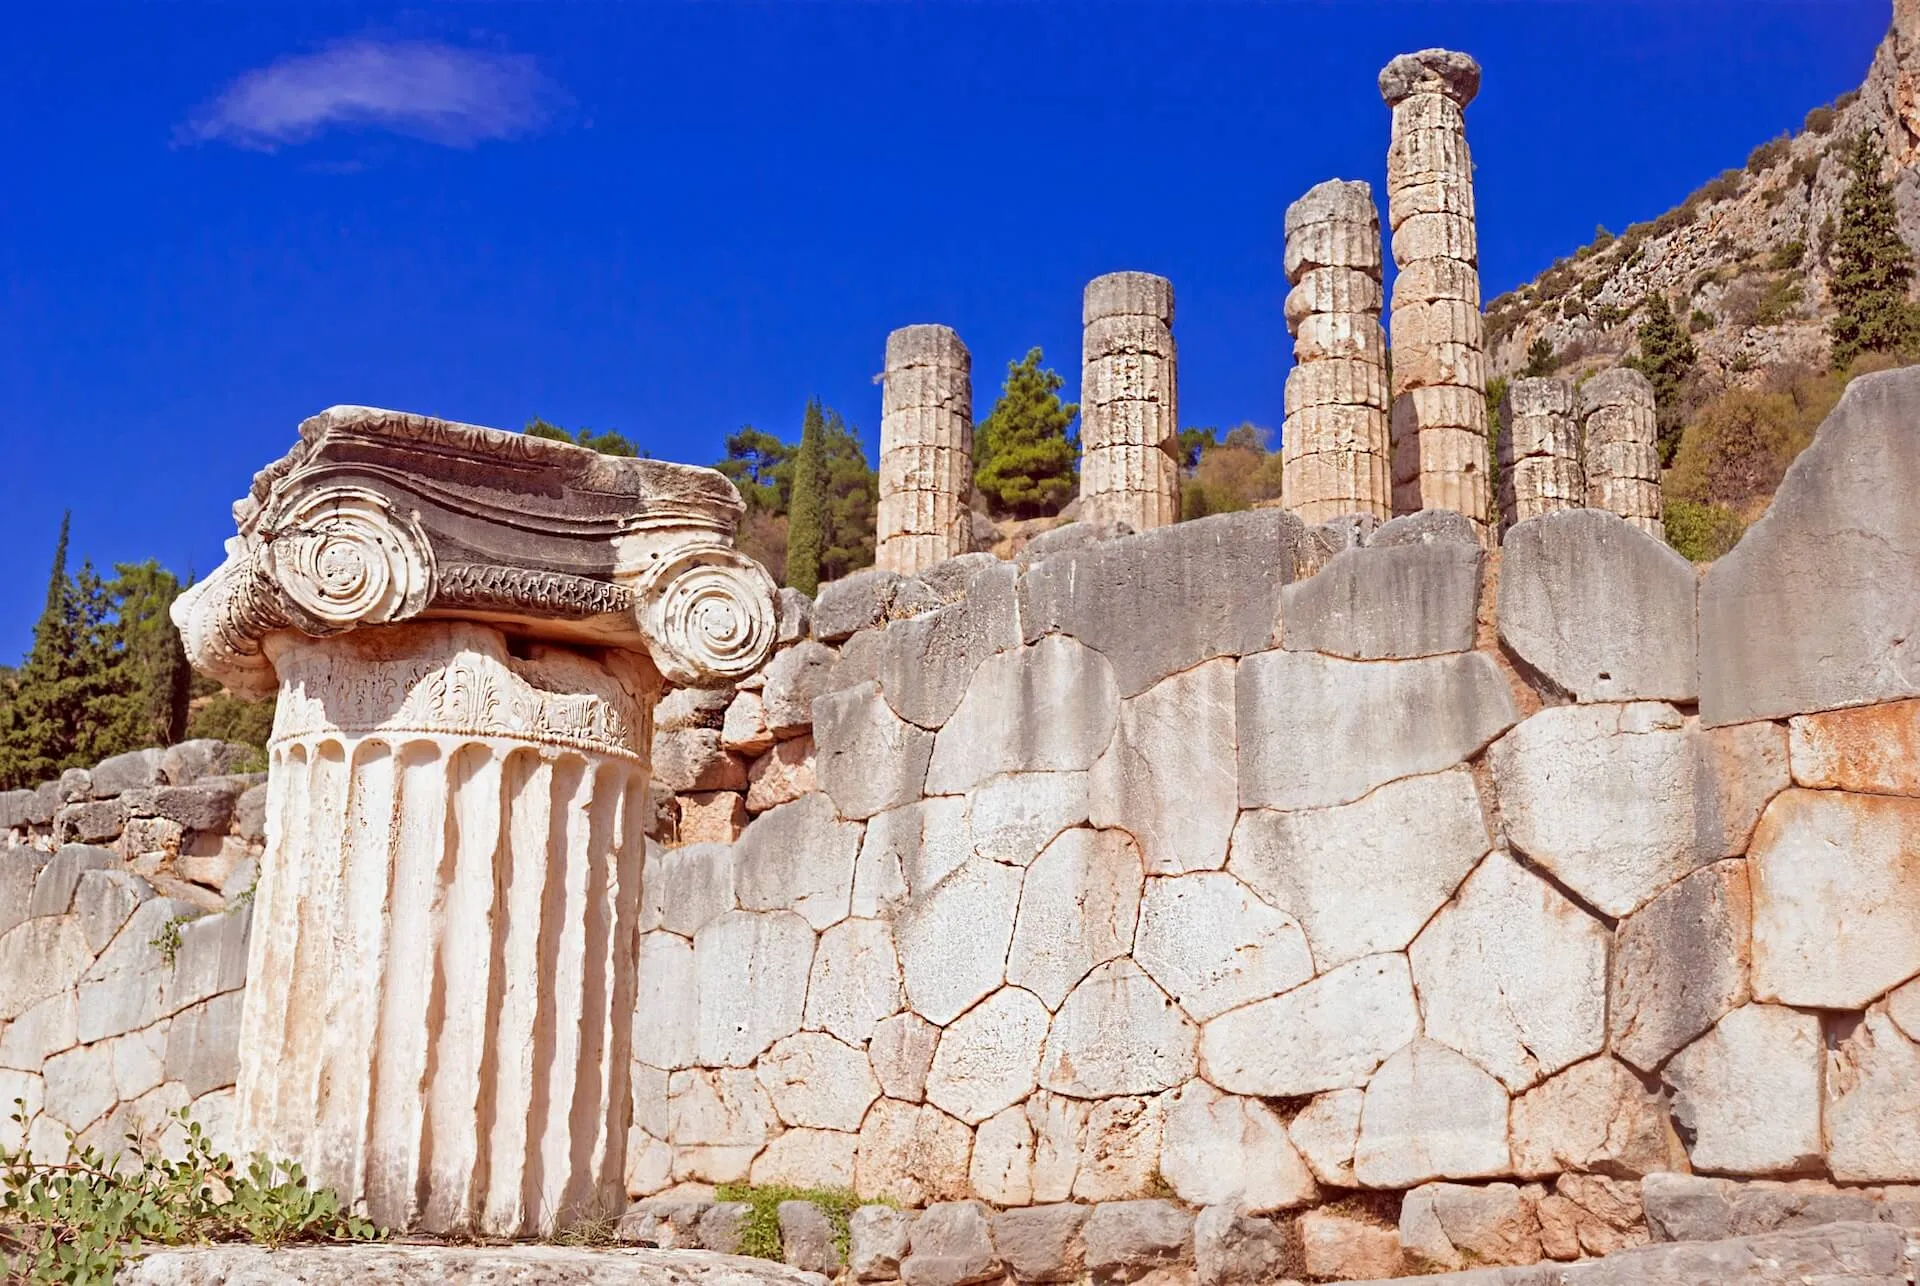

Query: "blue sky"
(0, 1), (1889, 659)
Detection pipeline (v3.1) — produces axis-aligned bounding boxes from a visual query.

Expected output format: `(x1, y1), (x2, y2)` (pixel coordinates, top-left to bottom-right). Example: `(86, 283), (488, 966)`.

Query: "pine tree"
(784, 400), (829, 596)
(1626, 292), (1697, 463)
(973, 349), (1079, 517)
(1827, 130), (1917, 370)
(524, 418), (643, 457)
(715, 427), (795, 514)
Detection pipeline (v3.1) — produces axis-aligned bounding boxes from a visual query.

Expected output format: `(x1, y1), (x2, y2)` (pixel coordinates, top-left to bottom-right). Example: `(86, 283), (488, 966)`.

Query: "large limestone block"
(0, 915), (93, 1022)
(636, 936), (697, 1076)
(1006, 829), (1143, 1009)
(1490, 702), (1704, 917)
(1696, 721), (1790, 857)
(1238, 651), (1516, 811)
(166, 990), (242, 1096)
(1297, 1209), (1403, 1282)
(28, 845), (117, 918)
(1789, 698), (1920, 795)
(1279, 540), (1480, 660)
(0, 850), (44, 941)
(1497, 511), (1698, 704)
(1609, 860), (1751, 1072)
(895, 859), (1023, 1026)
(1748, 789), (1920, 1008)
(813, 684), (936, 820)
(967, 773), (1090, 867)
(757, 1032), (881, 1131)
(874, 562), (1023, 730)
(1410, 851), (1608, 1091)
(1017, 510), (1318, 696)
(73, 869), (153, 955)
(1825, 1009), (1920, 1182)
(1038, 960), (1196, 1098)
(854, 1099), (973, 1205)
(855, 796), (971, 915)
(1288, 1089), (1363, 1187)
(925, 638), (1120, 794)
(1132, 872), (1313, 1022)
(1087, 659), (1238, 874)
(1665, 1004), (1823, 1175)
(762, 641), (840, 734)
(1200, 954), (1419, 1096)
(1158, 1080), (1317, 1213)
(1699, 367), (1920, 725)
(1232, 768), (1490, 970)
(42, 1040), (116, 1132)
(1066, 1094), (1169, 1202)
(870, 1012), (939, 1103)
(923, 986), (1051, 1124)
(751, 1128), (857, 1190)
(733, 793), (862, 930)
(1508, 1056), (1680, 1178)
(745, 737), (817, 814)
(119, 1244), (880, 1284)
(970, 1107), (1034, 1206)
(641, 842), (736, 939)
(1352, 1040), (1510, 1188)
(0, 992), (77, 1069)
(804, 918), (903, 1046)
(668, 1066), (778, 1153)
(693, 910), (816, 1067)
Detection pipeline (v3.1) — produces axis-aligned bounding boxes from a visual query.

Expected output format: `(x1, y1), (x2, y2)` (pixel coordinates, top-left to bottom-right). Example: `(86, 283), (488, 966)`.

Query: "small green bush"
(712, 1185), (866, 1263)
(1805, 104), (1838, 136)
(1747, 135), (1792, 175)
(1664, 499), (1747, 562)
(1690, 308), (1715, 333)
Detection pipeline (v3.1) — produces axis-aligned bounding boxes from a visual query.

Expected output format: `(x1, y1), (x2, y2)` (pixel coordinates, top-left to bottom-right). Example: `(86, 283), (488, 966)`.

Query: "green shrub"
(1747, 135), (1792, 175)
(712, 1185), (866, 1263)
(1664, 499), (1747, 562)
(1753, 277), (1805, 326)
(1768, 241), (1807, 271)
(1690, 308), (1715, 333)
(1805, 104), (1838, 135)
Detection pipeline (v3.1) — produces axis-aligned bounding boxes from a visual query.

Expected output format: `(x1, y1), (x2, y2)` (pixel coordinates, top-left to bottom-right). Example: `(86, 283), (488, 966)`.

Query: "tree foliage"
(714, 427), (795, 515)
(1522, 337), (1556, 378)
(1177, 424), (1282, 520)
(1625, 292), (1697, 463)
(1827, 130), (1917, 370)
(973, 349), (1078, 518)
(780, 400), (876, 594)
(523, 418), (643, 457)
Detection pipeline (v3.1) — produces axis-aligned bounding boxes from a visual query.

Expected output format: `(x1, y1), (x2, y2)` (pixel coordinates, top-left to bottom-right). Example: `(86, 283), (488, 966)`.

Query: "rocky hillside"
(1487, 0), (1920, 383)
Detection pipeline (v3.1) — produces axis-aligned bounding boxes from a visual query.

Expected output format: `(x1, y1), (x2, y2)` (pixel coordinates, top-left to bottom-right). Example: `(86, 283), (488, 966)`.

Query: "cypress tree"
(1827, 130), (1916, 370)
(106, 560), (191, 748)
(0, 515), (120, 787)
(784, 400), (829, 596)
(973, 349), (1079, 517)
(1627, 292), (1697, 463)
(815, 409), (877, 582)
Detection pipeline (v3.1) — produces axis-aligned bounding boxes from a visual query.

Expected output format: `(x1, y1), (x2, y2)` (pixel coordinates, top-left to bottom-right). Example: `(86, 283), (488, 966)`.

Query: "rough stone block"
(1132, 872), (1312, 1022)
(1087, 659), (1237, 874)
(652, 728), (749, 794)
(677, 791), (748, 845)
(233, 783), (268, 843)
(0, 915), (94, 1022)
(1007, 829), (1142, 1010)
(895, 858), (1021, 1025)
(762, 641), (840, 735)
(779, 1200), (845, 1274)
(1280, 540), (1480, 660)
(1159, 1080), (1316, 1212)
(1193, 1206), (1293, 1286)
(1610, 860), (1751, 1072)
(923, 986), (1050, 1124)
(1200, 954), (1418, 1097)
(990, 1204), (1088, 1283)
(165, 990), (242, 1096)
(1038, 960), (1195, 1098)
(852, 1204), (914, 1281)
(1665, 1003), (1823, 1175)
(874, 562), (1022, 730)
(813, 570), (940, 643)
(854, 1099), (973, 1206)
(54, 799), (125, 846)
(734, 792), (861, 930)
(1825, 1009), (1920, 1182)
(758, 1031), (880, 1131)
(745, 737), (818, 814)
(1789, 698), (1920, 796)
(1399, 1183), (1542, 1272)
(691, 911), (814, 1067)
(1298, 1210), (1403, 1282)
(91, 748), (165, 797)
(925, 637), (1119, 794)
(1083, 1200), (1193, 1283)
(1353, 1039), (1511, 1188)
(1508, 1056), (1681, 1179)
(901, 1201), (1000, 1286)
(814, 684), (936, 820)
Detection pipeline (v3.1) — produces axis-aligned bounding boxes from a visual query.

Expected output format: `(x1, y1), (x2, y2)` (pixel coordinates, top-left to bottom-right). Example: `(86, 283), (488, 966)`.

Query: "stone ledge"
(119, 1244), (833, 1286)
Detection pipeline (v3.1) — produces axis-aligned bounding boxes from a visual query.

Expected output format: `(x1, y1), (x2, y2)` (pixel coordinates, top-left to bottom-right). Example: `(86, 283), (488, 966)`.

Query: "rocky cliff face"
(1488, 0), (1920, 384)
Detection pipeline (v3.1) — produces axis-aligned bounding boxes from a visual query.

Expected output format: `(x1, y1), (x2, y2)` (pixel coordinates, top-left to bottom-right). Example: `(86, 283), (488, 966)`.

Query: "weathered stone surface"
(643, 842), (736, 938)
(0, 915), (93, 1022)
(855, 796), (971, 915)
(1193, 1206), (1293, 1286)
(693, 911), (815, 1067)
(1695, 721), (1790, 857)
(634, 932), (698, 1070)
(0, 849), (44, 939)
(1610, 859), (1751, 1072)
(1699, 367), (1920, 726)
(669, 1066), (778, 1158)
(29, 844), (118, 918)
(1789, 698), (1920, 795)
(1353, 1039), (1510, 1188)
(967, 773), (1090, 867)
(750, 1129), (858, 1190)
(1083, 1200), (1193, 1283)
(723, 690), (777, 757)
(990, 1204), (1089, 1283)
(165, 991), (242, 1096)
(1825, 1009), (1920, 1182)
(1133, 872), (1313, 1022)
(1497, 511), (1698, 703)
(1238, 651), (1515, 810)
(1039, 960), (1195, 1098)
(0, 991), (77, 1069)
(1018, 510), (1316, 696)
(814, 684), (936, 820)
(854, 1099), (973, 1205)
(658, 687), (738, 733)
(1233, 769), (1490, 970)
(617, 1199), (712, 1249)
(1297, 1210), (1403, 1282)
(757, 1032), (881, 1131)
(1665, 1004), (1823, 1174)
(119, 1244), (842, 1286)
(697, 1203), (752, 1256)
(1288, 1088), (1364, 1187)
(1159, 1080), (1316, 1213)
(813, 570), (939, 643)
(1280, 540), (1480, 660)
(151, 783), (240, 833)
(92, 747), (165, 796)
(1748, 789), (1920, 1008)
(875, 562), (1023, 730)
(869, 1012), (939, 1103)
(804, 918), (902, 1046)
(1400, 1183), (1542, 1273)
(733, 793), (861, 930)
(780, 1201), (845, 1275)
(1066, 1095), (1167, 1202)
(1007, 829), (1142, 1010)
(655, 729), (750, 793)
(73, 869), (152, 954)
(852, 1205), (914, 1281)
(1087, 660), (1238, 874)
(42, 1040), (116, 1131)
(1509, 1056), (1680, 1179)
(1201, 954), (1419, 1096)
(1892, 977), (1920, 1042)
(895, 858), (1022, 1025)
(1639, 1172), (1901, 1244)
(901, 1201), (1000, 1286)
(745, 738), (817, 814)
(924, 986), (1051, 1124)
(1410, 850), (1608, 1091)
(763, 642), (840, 734)
(233, 783), (267, 842)
(926, 638), (1120, 794)
(970, 1104), (1034, 1206)
(1491, 703), (1704, 917)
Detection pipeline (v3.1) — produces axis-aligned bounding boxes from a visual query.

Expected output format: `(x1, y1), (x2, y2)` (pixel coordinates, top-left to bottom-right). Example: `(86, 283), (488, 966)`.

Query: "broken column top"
(885, 324), (969, 369)
(1378, 49), (1482, 108)
(1285, 179), (1378, 235)
(1503, 377), (1576, 419)
(1084, 271), (1175, 326)
(1579, 367), (1657, 409)
(173, 404), (778, 700)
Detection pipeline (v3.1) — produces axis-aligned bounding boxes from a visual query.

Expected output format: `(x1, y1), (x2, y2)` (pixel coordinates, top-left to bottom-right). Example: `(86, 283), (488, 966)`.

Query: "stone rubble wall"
(634, 367), (1920, 1278)
(0, 739), (264, 1165)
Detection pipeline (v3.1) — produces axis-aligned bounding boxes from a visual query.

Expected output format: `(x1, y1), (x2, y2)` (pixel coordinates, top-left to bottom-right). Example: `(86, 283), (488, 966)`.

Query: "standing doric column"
(1578, 368), (1666, 540)
(1080, 271), (1180, 531)
(1282, 179), (1392, 523)
(172, 406), (776, 1237)
(1498, 377), (1584, 534)
(1381, 49), (1490, 537)
(877, 324), (973, 574)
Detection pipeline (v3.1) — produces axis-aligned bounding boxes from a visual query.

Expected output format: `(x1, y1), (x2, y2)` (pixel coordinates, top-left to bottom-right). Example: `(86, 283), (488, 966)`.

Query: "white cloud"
(183, 39), (558, 150)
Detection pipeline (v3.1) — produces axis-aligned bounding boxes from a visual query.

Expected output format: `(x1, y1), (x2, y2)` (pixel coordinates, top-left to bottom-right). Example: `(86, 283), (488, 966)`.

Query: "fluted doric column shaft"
(1282, 179), (1392, 523)
(877, 324), (973, 574)
(1080, 272), (1180, 532)
(173, 406), (777, 1236)
(1578, 368), (1666, 540)
(1381, 49), (1491, 538)
(1498, 377), (1584, 534)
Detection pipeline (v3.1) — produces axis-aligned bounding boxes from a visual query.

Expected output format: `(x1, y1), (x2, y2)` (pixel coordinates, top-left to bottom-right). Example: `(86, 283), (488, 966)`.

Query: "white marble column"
(1498, 377), (1584, 534)
(877, 324), (973, 574)
(1080, 272), (1180, 531)
(1578, 368), (1666, 540)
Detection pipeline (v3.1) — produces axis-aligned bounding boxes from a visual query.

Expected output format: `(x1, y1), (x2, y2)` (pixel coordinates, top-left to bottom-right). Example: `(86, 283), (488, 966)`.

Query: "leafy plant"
(147, 915), (196, 967)
(1, 1101), (378, 1284)
(1664, 498), (1746, 562)
(712, 1185), (866, 1264)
